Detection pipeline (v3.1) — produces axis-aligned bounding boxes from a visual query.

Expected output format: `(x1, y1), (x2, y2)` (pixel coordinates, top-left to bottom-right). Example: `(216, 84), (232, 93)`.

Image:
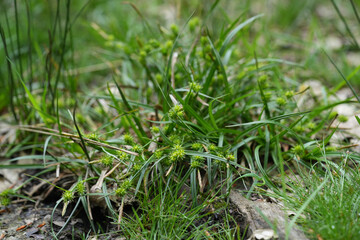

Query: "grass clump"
(1, 1), (360, 239)
(284, 155), (360, 240)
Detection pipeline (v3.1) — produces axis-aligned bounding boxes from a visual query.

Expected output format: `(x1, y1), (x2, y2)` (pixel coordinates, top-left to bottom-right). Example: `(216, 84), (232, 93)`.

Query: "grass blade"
(219, 14), (263, 56)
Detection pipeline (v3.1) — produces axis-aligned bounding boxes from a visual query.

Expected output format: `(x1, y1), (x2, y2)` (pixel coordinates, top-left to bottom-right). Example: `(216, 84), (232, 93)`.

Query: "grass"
(283, 150), (360, 239)
(1, 0), (360, 239)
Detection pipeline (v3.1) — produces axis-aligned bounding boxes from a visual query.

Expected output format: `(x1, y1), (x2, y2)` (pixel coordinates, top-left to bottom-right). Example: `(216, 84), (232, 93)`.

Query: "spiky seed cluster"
(191, 155), (204, 168)
(154, 150), (163, 159)
(200, 36), (207, 46)
(285, 90), (295, 99)
(144, 44), (152, 53)
(76, 182), (86, 196)
(215, 153), (227, 169)
(294, 126), (305, 133)
(86, 133), (99, 141)
(0, 189), (12, 206)
(307, 122), (316, 130)
(190, 82), (202, 93)
(170, 24), (179, 36)
(276, 97), (287, 106)
(258, 75), (269, 89)
(132, 163), (142, 172)
(155, 73), (163, 84)
(188, 17), (199, 32)
(325, 146), (337, 152)
(258, 75), (268, 86)
(208, 144), (217, 152)
(170, 144), (186, 163)
(161, 40), (173, 55)
(217, 74), (224, 82)
(123, 133), (134, 145)
(169, 134), (182, 145)
(151, 126), (160, 134)
(1, 197), (10, 206)
(115, 187), (126, 197)
(169, 105), (184, 119)
(62, 190), (74, 203)
(139, 50), (147, 64)
(263, 91), (272, 101)
(115, 179), (132, 197)
(226, 154), (235, 161)
(101, 155), (113, 168)
(338, 115), (348, 123)
(118, 151), (130, 161)
(0, 189), (13, 197)
(292, 145), (304, 155)
(328, 111), (338, 120)
(149, 39), (160, 48)
(191, 142), (203, 151)
(132, 144), (143, 153)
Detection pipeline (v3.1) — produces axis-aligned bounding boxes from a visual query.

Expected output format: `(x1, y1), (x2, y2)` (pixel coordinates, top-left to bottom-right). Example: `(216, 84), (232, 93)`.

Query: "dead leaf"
(0, 233), (5, 240)
(37, 222), (46, 228)
(25, 227), (39, 237)
(317, 234), (324, 240)
(52, 220), (66, 227)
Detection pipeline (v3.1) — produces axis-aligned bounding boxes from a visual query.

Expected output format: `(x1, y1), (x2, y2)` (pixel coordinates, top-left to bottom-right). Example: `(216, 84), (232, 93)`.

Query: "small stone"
(253, 229), (278, 240)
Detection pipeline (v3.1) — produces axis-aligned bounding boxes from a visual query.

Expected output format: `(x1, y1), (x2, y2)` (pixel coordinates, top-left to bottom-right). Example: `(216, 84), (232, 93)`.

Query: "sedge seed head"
(149, 39), (160, 48)
(86, 133), (99, 141)
(118, 151), (130, 161)
(338, 115), (348, 123)
(132, 144), (143, 153)
(0, 189), (14, 197)
(263, 91), (272, 101)
(200, 36), (207, 45)
(191, 142), (203, 151)
(115, 187), (126, 197)
(190, 82), (202, 93)
(326, 146), (337, 152)
(292, 145), (304, 155)
(155, 73), (163, 84)
(139, 50), (147, 58)
(62, 190), (74, 203)
(169, 134), (182, 145)
(154, 150), (163, 159)
(169, 105), (184, 119)
(258, 75), (267, 83)
(101, 155), (113, 168)
(192, 155), (204, 162)
(188, 17), (200, 32)
(208, 144), (217, 152)
(161, 40), (173, 55)
(115, 179), (132, 197)
(123, 133), (134, 145)
(1, 197), (11, 207)
(285, 91), (295, 99)
(151, 126), (160, 134)
(226, 154), (235, 161)
(170, 145), (185, 163)
(306, 122), (316, 130)
(294, 126), (305, 133)
(170, 24), (179, 35)
(76, 182), (86, 195)
(144, 44), (152, 53)
(276, 97), (287, 106)
(190, 160), (202, 168)
(328, 111), (338, 120)
(132, 163), (142, 172)
(121, 179), (132, 190)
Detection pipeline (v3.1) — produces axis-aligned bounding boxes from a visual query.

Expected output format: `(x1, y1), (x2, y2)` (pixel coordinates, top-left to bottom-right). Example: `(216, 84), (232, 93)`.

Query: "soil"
(0, 202), (85, 240)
